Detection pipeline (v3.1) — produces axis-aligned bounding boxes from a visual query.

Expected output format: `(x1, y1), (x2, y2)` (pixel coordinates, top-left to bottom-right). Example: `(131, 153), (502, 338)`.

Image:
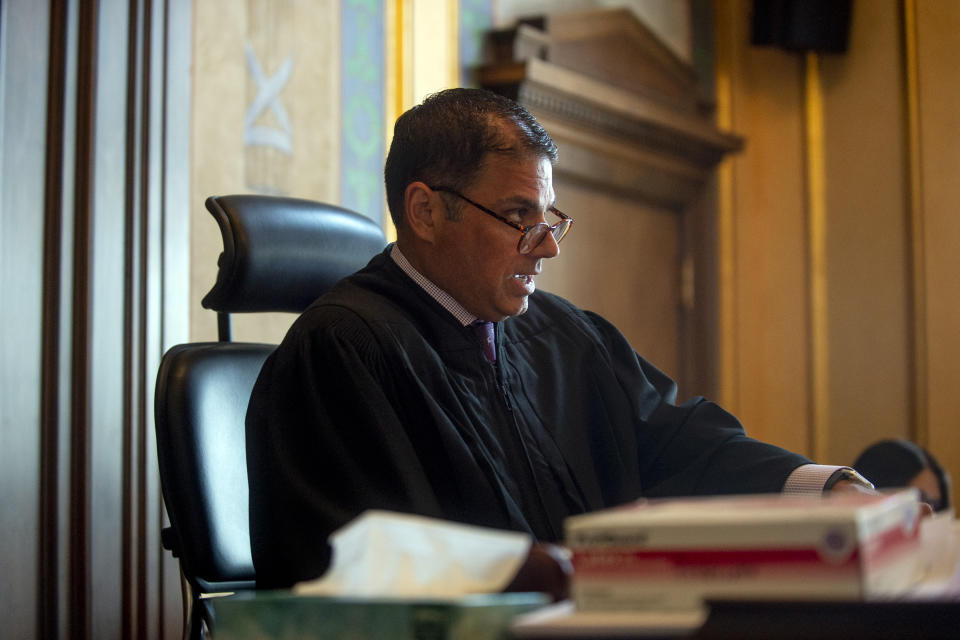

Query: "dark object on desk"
(154, 194), (385, 640)
(697, 599), (960, 639)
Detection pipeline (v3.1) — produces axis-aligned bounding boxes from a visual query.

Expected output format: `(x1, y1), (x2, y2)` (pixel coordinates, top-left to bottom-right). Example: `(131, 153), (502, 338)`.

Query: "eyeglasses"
(430, 186), (573, 255)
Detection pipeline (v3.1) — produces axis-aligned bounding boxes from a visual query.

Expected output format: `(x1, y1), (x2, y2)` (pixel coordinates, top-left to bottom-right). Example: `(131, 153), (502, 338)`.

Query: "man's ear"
(403, 182), (440, 244)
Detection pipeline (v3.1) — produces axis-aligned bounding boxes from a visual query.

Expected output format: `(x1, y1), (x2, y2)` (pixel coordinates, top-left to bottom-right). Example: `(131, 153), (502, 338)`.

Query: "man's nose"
(531, 228), (560, 259)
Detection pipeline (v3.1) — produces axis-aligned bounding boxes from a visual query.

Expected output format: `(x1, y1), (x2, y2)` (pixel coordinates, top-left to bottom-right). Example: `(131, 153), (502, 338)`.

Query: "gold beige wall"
(914, 0), (960, 501)
(715, 0), (959, 486)
(191, 0), (343, 344)
(190, 0), (470, 344)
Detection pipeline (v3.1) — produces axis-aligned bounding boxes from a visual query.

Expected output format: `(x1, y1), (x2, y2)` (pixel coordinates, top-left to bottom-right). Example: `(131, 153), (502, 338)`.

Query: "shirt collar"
(390, 244), (478, 327)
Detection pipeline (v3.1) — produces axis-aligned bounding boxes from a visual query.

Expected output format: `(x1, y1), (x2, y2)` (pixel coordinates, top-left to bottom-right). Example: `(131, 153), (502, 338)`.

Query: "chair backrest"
(155, 342), (272, 591)
(202, 194), (388, 340)
(155, 194), (386, 598)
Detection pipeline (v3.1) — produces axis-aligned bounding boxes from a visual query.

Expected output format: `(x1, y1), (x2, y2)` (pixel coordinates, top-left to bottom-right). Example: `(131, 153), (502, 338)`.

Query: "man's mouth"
(512, 273), (537, 296)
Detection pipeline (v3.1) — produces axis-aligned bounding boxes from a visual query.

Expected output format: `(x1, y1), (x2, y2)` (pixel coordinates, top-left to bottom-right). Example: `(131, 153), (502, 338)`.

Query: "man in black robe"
(246, 88), (872, 589)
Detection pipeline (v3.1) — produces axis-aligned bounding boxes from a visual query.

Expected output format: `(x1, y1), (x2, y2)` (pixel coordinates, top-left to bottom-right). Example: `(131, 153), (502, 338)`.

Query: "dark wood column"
(0, 1), (190, 638)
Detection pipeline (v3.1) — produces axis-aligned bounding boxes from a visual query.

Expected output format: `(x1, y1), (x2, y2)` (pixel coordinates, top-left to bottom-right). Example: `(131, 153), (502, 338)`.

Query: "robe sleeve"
(582, 310), (812, 499)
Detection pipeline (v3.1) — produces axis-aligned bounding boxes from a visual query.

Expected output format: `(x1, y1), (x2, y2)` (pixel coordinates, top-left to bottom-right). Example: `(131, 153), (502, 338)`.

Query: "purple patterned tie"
(471, 321), (496, 363)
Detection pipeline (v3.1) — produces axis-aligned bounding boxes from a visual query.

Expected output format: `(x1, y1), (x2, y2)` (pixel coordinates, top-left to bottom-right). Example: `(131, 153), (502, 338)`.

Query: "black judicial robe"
(246, 248), (811, 588)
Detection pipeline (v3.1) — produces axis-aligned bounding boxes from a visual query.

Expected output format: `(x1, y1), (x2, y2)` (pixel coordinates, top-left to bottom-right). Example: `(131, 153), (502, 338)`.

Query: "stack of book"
(565, 490), (923, 612)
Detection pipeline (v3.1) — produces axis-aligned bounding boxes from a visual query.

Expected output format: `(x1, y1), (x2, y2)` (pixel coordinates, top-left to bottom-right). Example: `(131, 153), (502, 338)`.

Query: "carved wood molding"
(478, 11), (743, 210)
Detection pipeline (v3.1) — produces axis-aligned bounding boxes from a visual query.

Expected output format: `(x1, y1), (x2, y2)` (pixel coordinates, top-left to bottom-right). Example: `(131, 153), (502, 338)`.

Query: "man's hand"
(830, 479), (935, 517)
(503, 542), (572, 602)
(828, 478), (878, 495)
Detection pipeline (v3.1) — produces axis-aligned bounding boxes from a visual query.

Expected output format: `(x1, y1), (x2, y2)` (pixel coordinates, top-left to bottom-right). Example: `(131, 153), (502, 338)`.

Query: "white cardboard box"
(566, 491), (922, 611)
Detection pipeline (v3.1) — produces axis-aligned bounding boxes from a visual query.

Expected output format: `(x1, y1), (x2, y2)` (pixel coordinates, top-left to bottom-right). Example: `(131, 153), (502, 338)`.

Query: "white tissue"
(293, 510), (533, 599)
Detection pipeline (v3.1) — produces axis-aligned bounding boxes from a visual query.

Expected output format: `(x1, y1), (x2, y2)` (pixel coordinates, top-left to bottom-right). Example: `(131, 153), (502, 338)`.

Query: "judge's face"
(429, 152), (560, 321)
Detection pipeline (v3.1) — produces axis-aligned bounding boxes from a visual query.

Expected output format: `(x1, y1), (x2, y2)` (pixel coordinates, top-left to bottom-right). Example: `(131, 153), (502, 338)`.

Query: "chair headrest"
(201, 194), (386, 314)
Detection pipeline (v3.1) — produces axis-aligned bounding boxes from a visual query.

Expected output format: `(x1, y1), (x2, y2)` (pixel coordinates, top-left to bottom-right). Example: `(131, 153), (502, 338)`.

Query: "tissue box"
(211, 590), (549, 640)
(566, 491), (922, 611)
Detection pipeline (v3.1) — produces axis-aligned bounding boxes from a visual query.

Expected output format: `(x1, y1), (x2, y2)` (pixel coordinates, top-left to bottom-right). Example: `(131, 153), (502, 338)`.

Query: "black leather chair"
(155, 194), (386, 639)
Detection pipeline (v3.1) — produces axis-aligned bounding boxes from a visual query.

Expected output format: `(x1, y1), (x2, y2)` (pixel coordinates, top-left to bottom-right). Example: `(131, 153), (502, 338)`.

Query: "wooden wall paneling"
(159, 0), (194, 634)
(530, 107), (687, 379)
(536, 177), (682, 378)
(128, 1), (192, 637)
(127, 3), (154, 636)
(712, 0), (738, 411)
(714, 0), (960, 476)
(716, 0), (811, 454)
(820, 0), (911, 466)
(90, 0), (131, 635)
(915, 1), (960, 494)
(126, 1), (164, 636)
(0, 2), (50, 638)
(69, 0), (100, 634)
(40, 3), (66, 635)
(804, 50), (832, 465)
(125, 1), (147, 632)
(1, 0), (190, 637)
(903, 0), (927, 461)
(46, 1), (77, 636)
(682, 173), (720, 400)
(135, 0), (187, 635)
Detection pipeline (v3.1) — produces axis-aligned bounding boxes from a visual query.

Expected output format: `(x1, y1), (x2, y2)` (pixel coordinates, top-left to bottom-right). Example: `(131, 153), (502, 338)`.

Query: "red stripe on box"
(573, 548), (854, 574)
(862, 517), (920, 561)
(572, 521), (918, 576)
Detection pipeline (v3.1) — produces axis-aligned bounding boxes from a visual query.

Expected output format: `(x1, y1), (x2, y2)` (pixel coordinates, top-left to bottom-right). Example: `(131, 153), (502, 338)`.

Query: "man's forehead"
(475, 149), (552, 177)
(478, 161), (556, 209)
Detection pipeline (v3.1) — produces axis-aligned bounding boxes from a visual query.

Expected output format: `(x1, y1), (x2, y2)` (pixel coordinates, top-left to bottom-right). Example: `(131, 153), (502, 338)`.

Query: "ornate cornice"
(478, 16), (743, 209)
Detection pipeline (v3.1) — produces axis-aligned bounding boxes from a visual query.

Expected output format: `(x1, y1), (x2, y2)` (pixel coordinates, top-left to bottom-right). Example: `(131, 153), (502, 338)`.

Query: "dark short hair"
(383, 87), (558, 229)
(853, 438), (951, 512)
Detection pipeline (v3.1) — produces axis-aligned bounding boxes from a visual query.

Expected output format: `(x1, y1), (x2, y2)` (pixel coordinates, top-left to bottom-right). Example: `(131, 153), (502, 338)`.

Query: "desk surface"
(212, 517), (960, 639)
(511, 598), (960, 640)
